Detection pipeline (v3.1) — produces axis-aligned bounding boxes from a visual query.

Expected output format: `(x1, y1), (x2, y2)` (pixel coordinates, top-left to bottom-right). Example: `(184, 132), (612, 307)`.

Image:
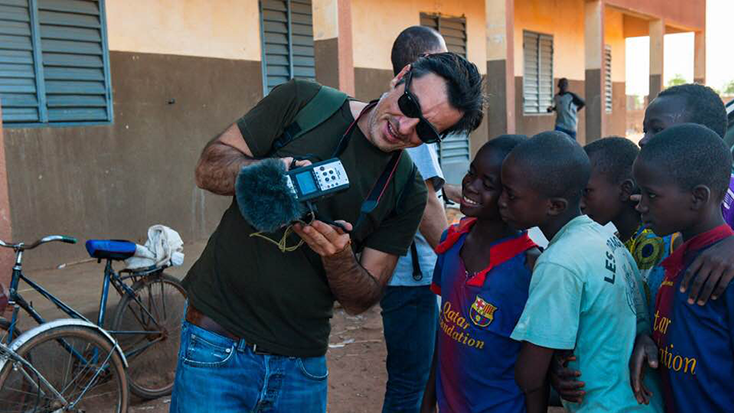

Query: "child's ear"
(690, 185), (711, 210)
(618, 179), (635, 202)
(547, 197), (569, 216)
(390, 65), (411, 89)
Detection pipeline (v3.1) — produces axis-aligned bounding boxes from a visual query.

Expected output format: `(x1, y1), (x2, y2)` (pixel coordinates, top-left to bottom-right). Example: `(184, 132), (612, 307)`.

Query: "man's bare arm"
(324, 246), (397, 315)
(195, 123), (306, 195)
(442, 184), (462, 204)
(195, 123), (257, 196)
(292, 220), (399, 315)
(420, 180), (449, 249)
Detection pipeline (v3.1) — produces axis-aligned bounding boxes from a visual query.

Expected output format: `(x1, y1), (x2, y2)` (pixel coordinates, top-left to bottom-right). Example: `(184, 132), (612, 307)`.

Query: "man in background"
(548, 78), (585, 140)
(380, 26), (449, 413)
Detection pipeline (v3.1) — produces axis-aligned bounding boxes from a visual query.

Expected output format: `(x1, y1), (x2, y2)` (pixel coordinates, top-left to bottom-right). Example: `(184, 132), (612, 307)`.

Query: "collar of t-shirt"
(661, 224), (733, 279)
(435, 217), (536, 287)
(547, 215), (592, 248)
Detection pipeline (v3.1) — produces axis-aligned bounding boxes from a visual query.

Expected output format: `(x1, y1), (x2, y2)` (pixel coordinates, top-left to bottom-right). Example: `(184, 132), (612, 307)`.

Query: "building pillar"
(312, 0), (354, 96)
(0, 104), (13, 298)
(648, 19), (665, 99)
(694, 30), (705, 84)
(485, 0), (515, 140)
(584, 0), (605, 144)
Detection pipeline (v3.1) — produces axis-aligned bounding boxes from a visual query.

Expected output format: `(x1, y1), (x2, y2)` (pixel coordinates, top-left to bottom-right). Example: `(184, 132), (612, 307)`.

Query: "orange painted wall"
(606, 0), (705, 31)
(513, 0), (586, 81)
(106, 0), (262, 61)
(606, 7), (626, 83)
(0, 104), (12, 291)
(350, 0), (487, 74)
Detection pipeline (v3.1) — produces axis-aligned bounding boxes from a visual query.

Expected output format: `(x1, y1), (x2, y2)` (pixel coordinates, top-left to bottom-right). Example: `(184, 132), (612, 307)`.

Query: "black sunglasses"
(397, 71), (444, 144)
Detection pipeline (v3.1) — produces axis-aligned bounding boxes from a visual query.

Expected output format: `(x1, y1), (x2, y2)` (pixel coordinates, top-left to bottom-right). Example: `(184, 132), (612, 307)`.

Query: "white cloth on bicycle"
(124, 225), (184, 269)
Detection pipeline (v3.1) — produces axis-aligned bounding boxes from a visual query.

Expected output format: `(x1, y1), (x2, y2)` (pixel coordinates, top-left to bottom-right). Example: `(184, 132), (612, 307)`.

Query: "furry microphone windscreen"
(235, 158), (307, 233)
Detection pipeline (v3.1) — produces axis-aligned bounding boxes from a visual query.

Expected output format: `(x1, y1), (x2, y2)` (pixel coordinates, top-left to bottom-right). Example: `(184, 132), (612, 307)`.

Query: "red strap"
(435, 218), (477, 254)
(434, 218), (537, 288)
(466, 234), (537, 287)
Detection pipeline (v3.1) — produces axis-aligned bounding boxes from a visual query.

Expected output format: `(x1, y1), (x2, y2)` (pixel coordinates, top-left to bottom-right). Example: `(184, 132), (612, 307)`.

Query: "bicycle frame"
(0, 318), (128, 410)
(5, 251), (167, 361)
(0, 341), (68, 405)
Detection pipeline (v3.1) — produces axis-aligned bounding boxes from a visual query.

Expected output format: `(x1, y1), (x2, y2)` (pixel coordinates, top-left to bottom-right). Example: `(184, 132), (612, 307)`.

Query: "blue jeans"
(555, 125), (577, 140)
(169, 320), (328, 413)
(380, 285), (438, 413)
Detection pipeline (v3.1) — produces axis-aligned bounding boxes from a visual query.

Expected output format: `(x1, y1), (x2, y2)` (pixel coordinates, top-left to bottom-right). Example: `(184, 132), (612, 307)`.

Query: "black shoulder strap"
(268, 85), (348, 156)
(354, 150), (403, 230)
(411, 241), (423, 281)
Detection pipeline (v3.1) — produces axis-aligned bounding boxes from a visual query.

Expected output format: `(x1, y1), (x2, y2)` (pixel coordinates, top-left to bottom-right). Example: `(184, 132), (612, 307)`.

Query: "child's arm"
(676, 236), (734, 305)
(629, 333), (659, 405)
(515, 342), (553, 413)
(549, 352), (585, 403)
(419, 335), (439, 413)
(511, 261), (583, 410)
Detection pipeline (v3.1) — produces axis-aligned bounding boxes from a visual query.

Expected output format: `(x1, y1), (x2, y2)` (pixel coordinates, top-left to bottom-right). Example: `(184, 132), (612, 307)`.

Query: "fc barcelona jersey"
(654, 224), (734, 413)
(431, 218), (536, 413)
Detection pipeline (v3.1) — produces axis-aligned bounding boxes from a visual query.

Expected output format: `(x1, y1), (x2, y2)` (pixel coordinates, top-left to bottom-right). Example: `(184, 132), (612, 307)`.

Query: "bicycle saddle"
(85, 240), (136, 260)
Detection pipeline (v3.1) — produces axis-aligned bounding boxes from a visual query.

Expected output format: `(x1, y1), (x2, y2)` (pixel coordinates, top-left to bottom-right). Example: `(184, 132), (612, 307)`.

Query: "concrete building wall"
(606, 0), (705, 31)
(0, 0), (706, 269)
(605, 6), (627, 138)
(513, 0), (587, 142)
(2, 0), (263, 269)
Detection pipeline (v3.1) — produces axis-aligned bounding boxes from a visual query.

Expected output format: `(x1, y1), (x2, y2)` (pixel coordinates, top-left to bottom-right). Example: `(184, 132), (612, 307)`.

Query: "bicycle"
(0, 318), (129, 412)
(0, 235), (187, 399)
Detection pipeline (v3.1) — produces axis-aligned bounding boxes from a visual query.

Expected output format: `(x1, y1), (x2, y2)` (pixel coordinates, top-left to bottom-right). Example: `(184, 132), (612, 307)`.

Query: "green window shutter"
(0, 0), (41, 122)
(420, 13), (471, 185)
(0, 0), (112, 126)
(538, 34), (553, 111)
(421, 13), (470, 185)
(260, 0), (314, 95)
(38, 0), (111, 122)
(419, 13), (466, 58)
(523, 30), (553, 114)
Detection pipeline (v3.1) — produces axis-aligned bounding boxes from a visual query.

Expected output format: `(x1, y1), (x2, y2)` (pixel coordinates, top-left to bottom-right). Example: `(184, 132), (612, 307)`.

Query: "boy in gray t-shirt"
(548, 78), (585, 140)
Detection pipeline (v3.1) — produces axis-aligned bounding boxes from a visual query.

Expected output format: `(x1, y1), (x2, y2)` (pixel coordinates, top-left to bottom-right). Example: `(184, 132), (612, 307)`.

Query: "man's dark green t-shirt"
(183, 79), (427, 357)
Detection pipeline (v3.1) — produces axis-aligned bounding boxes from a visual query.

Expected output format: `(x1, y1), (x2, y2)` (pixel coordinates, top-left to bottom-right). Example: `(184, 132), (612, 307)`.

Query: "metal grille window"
(421, 13), (470, 186)
(605, 45), (612, 113)
(523, 30), (553, 114)
(259, 0), (315, 95)
(420, 13), (466, 56)
(0, 0), (112, 126)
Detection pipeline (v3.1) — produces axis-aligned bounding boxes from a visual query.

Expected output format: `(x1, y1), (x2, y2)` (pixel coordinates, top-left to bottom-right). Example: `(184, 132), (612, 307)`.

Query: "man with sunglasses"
(171, 52), (484, 413)
(379, 26), (451, 413)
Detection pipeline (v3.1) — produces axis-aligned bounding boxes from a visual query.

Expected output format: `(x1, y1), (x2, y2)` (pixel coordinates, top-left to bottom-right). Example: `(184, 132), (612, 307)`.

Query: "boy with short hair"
(636, 83), (731, 308)
(499, 131), (654, 413)
(420, 135), (541, 413)
(582, 137), (678, 314)
(630, 123), (734, 413)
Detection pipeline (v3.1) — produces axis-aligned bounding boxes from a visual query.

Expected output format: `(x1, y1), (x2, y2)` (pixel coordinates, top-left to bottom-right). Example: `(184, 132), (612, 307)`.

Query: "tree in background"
(723, 80), (734, 95)
(667, 73), (687, 88)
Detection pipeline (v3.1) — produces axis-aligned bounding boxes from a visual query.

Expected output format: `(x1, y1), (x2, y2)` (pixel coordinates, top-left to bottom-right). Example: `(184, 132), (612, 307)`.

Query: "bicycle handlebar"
(0, 235), (77, 251)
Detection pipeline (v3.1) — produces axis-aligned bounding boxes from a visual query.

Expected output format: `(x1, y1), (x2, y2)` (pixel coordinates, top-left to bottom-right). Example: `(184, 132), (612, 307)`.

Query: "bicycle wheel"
(0, 318), (23, 345)
(0, 324), (128, 413)
(111, 272), (186, 399)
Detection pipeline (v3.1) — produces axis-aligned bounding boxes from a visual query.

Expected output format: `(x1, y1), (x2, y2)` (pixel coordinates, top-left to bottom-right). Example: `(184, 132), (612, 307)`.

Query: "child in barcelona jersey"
(420, 135), (541, 413)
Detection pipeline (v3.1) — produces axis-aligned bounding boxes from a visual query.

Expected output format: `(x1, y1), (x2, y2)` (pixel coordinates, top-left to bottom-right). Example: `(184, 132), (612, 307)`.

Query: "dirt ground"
(130, 304), (564, 413)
